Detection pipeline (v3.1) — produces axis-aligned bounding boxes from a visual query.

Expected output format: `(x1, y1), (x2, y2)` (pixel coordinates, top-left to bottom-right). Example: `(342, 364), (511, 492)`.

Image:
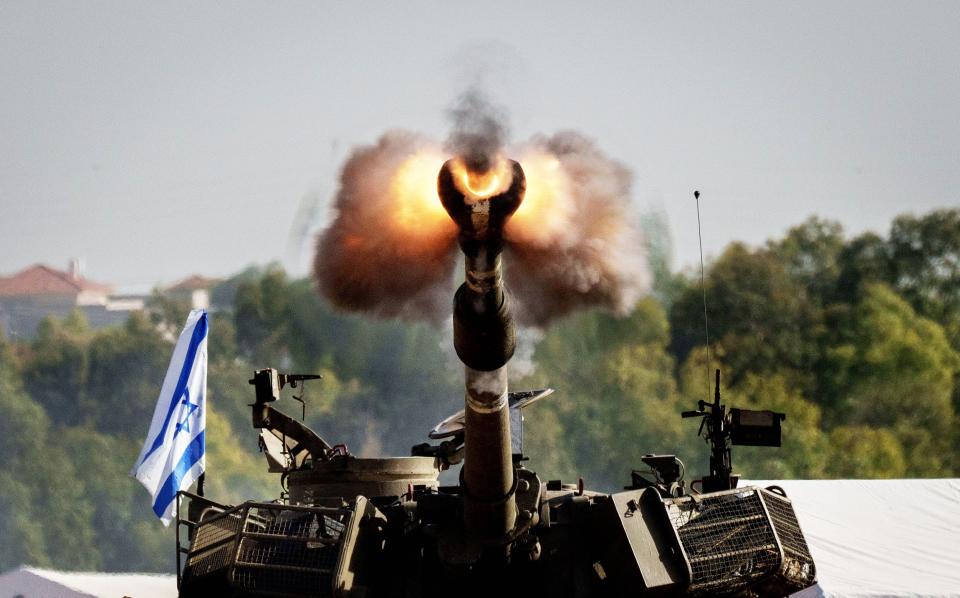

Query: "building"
(162, 275), (221, 311)
(0, 261), (144, 339)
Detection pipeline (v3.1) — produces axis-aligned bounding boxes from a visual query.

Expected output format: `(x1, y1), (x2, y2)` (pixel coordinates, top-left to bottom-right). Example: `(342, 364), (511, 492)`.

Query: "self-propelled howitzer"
(175, 158), (818, 598)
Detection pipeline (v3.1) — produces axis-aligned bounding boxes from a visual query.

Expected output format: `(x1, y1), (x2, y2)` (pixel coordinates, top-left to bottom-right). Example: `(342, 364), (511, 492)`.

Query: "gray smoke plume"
(313, 130), (458, 322)
(445, 88), (508, 173)
(505, 132), (650, 327)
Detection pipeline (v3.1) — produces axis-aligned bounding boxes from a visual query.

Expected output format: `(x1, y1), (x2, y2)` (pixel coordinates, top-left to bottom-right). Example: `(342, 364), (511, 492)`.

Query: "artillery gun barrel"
(438, 158), (525, 542)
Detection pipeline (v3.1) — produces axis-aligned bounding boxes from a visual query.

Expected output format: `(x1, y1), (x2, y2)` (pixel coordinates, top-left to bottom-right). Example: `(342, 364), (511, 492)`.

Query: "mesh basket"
(664, 486), (815, 595)
(181, 501), (353, 597)
(762, 490), (816, 588)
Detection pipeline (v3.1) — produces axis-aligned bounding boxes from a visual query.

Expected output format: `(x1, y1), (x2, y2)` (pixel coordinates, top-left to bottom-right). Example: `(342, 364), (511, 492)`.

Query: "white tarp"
(0, 566), (176, 597)
(747, 479), (960, 598)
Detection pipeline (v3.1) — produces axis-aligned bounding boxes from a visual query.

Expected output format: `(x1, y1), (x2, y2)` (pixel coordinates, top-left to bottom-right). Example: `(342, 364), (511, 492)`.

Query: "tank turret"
(174, 155), (818, 598)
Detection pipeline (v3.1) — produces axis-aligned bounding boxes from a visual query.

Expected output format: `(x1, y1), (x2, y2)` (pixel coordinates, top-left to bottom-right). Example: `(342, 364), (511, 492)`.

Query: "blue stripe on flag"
(139, 313), (208, 466)
(152, 431), (205, 518)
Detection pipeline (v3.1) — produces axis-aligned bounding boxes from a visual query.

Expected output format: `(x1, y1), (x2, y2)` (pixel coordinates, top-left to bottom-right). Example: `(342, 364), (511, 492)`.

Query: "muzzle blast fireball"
(314, 131), (649, 328)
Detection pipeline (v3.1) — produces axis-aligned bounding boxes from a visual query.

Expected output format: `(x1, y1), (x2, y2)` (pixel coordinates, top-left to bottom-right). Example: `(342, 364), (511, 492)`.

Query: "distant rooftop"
(165, 274), (220, 292)
(0, 264), (112, 297)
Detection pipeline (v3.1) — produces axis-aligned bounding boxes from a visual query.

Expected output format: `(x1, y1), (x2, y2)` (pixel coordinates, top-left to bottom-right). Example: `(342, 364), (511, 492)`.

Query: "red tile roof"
(0, 264), (112, 297)
(165, 275), (219, 292)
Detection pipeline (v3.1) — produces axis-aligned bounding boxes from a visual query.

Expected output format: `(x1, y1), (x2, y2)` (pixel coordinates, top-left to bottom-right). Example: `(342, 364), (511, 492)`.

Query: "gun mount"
(682, 369), (787, 493)
(175, 157), (817, 597)
(249, 367), (442, 503)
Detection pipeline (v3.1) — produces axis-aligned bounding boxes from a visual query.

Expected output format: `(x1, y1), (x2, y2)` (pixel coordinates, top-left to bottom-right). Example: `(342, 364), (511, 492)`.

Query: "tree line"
(0, 208), (956, 573)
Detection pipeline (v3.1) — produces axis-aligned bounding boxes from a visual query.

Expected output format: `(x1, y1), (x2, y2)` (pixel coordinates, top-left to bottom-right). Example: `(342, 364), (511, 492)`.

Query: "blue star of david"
(175, 388), (199, 436)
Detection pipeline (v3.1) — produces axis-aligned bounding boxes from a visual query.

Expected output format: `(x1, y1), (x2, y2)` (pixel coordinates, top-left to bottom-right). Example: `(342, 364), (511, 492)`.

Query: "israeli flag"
(132, 309), (208, 525)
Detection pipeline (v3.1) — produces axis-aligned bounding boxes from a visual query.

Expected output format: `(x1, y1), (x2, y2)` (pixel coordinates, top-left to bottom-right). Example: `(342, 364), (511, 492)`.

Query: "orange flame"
(389, 149), (457, 245)
(386, 149), (573, 251)
(448, 157), (513, 201)
(505, 150), (573, 247)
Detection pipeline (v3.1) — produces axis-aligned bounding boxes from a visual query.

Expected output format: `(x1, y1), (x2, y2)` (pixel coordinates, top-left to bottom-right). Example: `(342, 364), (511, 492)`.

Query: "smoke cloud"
(313, 97), (650, 328)
(313, 131), (458, 322)
(445, 88), (508, 174)
(505, 132), (649, 327)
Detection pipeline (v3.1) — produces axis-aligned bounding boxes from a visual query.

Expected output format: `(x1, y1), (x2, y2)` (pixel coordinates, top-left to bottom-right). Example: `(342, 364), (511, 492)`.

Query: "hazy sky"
(2, 1), (958, 290)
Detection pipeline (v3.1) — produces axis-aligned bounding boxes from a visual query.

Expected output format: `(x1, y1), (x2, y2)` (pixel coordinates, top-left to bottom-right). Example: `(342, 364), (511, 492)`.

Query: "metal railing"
(663, 486), (816, 595)
(176, 495), (355, 597)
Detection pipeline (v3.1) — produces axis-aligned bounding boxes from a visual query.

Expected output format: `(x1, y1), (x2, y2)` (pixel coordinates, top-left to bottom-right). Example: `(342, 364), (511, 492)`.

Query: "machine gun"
(683, 369), (786, 492)
(249, 368), (334, 468)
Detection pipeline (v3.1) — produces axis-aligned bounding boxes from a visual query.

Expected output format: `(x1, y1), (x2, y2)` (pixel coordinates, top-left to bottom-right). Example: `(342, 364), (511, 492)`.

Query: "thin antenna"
(695, 190), (712, 402)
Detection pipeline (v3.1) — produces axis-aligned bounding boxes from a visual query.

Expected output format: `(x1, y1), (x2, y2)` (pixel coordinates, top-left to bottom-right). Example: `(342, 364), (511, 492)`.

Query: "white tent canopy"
(748, 479), (960, 598)
(0, 566), (176, 598)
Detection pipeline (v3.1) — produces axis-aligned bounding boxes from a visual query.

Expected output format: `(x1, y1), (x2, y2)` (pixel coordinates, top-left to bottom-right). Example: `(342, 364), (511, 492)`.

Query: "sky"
(1, 1), (958, 290)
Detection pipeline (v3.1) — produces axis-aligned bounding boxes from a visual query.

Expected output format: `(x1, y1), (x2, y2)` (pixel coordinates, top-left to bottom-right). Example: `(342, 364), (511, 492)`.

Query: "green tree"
(835, 232), (891, 304)
(822, 284), (959, 475)
(31, 444), (102, 570)
(824, 426), (907, 478)
(22, 311), (91, 427)
(0, 338), (52, 570)
(669, 243), (821, 391)
(886, 210), (960, 424)
(58, 427), (170, 571)
(888, 209), (960, 330)
(522, 300), (696, 489)
(640, 209), (685, 307)
(203, 409), (276, 503)
(769, 216), (845, 306)
(232, 265), (292, 364)
(85, 313), (172, 435)
(0, 337), (100, 571)
(144, 291), (193, 337)
(0, 471), (50, 570)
